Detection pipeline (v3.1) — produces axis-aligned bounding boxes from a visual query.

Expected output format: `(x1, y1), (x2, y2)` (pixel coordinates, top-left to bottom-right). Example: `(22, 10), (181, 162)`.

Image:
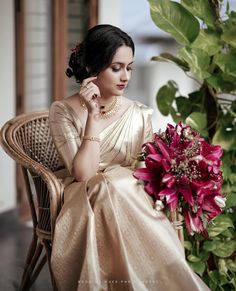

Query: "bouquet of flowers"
(133, 122), (226, 235)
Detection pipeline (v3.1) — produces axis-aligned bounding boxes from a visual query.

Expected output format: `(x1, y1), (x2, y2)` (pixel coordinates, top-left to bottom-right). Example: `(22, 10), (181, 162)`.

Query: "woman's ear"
(86, 67), (90, 74)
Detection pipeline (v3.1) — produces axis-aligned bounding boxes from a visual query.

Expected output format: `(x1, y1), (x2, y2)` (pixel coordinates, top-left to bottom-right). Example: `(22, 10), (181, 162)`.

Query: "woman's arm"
(72, 76), (102, 181)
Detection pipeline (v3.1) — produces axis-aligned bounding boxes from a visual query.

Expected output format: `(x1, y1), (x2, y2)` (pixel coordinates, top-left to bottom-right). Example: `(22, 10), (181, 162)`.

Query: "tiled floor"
(0, 210), (52, 291)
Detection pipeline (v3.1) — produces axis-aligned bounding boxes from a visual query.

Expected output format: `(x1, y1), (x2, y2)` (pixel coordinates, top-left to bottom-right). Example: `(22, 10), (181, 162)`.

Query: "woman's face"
(94, 45), (134, 99)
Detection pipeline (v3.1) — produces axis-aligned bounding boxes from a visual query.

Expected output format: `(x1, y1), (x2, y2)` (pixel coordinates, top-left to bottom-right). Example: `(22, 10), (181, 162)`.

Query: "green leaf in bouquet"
(178, 47), (211, 80)
(191, 29), (222, 56)
(156, 80), (178, 116)
(148, 0), (199, 45)
(185, 112), (208, 137)
(188, 260), (205, 276)
(181, 0), (215, 28)
(211, 240), (236, 257)
(208, 214), (234, 237)
(151, 53), (189, 71)
(212, 126), (236, 151)
(214, 53), (236, 78)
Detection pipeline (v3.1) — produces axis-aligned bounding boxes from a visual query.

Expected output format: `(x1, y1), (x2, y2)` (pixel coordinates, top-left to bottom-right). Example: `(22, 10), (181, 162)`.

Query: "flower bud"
(214, 196), (226, 208)
(155, 200), (165, 211)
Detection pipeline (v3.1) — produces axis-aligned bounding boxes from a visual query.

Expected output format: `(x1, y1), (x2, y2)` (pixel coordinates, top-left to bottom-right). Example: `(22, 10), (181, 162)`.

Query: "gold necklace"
(79, 96), (121, 119)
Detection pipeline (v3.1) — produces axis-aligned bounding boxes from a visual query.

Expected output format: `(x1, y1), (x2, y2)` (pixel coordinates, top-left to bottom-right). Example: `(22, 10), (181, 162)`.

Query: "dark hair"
(65, 24), (135, 83)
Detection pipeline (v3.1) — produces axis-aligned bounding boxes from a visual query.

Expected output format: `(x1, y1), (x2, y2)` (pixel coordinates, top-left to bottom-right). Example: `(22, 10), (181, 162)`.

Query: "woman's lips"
(117, 85), (126, 90)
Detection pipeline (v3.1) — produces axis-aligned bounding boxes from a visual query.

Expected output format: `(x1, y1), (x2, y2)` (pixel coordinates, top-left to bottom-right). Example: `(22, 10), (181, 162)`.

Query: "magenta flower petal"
(178, 183), (194, 206)
(159, 187), (178, 210)
(155, 139), (172, 162)
(133, 168), (155, 181)
(162, 173), (176, 188)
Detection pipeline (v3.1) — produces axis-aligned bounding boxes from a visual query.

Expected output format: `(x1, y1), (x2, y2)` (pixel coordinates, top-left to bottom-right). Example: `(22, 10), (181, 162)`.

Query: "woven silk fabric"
(49, 101), (210, 291)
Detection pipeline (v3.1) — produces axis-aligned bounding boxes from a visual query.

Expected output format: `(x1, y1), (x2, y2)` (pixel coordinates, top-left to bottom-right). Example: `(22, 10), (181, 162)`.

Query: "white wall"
(0, 0), (16, 212)
(98, 0), (121, 26)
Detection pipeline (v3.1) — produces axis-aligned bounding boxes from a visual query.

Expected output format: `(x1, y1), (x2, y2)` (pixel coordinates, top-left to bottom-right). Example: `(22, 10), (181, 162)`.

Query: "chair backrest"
(0, 111), (64, 239)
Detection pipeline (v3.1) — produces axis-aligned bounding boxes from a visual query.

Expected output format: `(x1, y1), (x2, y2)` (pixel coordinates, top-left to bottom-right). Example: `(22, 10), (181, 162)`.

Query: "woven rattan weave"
(0, 111), (64, 291)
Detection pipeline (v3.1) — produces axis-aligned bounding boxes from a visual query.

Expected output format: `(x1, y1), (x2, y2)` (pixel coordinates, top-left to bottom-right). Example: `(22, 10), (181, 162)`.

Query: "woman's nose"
(121, 69), (130, 81)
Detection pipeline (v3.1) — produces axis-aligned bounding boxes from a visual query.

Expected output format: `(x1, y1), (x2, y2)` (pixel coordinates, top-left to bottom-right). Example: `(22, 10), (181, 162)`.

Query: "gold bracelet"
(83, 135), (100, 143)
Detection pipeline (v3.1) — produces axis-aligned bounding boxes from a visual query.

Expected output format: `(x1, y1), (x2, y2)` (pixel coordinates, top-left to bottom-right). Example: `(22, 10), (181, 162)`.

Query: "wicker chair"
(0, 111), (64, 291)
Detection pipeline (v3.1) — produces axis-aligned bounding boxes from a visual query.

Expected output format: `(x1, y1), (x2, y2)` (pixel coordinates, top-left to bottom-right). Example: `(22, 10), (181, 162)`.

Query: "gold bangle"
(83, 135), (100, 143)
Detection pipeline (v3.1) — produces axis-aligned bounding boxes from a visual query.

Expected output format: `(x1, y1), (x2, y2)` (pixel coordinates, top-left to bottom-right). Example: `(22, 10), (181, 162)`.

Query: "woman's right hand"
(78, 76), (101, 115)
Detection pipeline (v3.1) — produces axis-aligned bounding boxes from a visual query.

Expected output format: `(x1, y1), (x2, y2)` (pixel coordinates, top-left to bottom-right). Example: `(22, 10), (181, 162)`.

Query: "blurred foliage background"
(147, 0), (236, 289)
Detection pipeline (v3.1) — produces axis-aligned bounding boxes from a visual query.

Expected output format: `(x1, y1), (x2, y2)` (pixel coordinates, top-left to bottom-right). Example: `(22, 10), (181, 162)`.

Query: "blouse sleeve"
(49, 101), (83, 174)
(144, 110), (153, 143)
(137, 101), (153, 143)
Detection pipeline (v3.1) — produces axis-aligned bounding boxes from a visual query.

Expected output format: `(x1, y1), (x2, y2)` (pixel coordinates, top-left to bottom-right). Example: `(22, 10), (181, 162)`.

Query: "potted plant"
(147, 0), (236, 289)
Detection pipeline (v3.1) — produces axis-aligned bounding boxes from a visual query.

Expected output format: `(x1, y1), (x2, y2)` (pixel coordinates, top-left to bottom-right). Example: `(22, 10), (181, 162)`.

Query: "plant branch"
(184, 72), (202, 86)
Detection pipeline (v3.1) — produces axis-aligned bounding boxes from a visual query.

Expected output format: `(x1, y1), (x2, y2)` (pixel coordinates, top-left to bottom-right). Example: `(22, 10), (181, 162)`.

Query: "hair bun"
(65, 67), (74, 78)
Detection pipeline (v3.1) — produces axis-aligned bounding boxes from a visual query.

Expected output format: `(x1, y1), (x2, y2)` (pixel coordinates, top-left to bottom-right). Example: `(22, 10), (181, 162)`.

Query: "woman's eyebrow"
(111, 61), (134, 65)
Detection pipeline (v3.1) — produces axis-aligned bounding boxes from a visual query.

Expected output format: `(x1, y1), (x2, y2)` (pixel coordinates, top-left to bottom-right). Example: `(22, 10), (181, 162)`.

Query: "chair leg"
(19, 232), (38, 290)
(43, 240), (58, 291)
(20, 237), (44, 291)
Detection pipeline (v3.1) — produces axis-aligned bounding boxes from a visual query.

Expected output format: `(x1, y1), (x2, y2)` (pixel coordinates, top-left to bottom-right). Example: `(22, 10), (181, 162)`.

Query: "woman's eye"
(127, 67), (133, 71)
(112, 67), (120, 72)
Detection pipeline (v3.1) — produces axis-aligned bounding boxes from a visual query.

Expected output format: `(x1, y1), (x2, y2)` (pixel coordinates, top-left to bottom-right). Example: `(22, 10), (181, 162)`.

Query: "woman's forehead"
(112, 46), (134, 63)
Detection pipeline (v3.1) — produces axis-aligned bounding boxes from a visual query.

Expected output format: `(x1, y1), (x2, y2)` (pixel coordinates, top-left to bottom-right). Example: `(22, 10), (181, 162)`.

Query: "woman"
(49, 24), (210, 291)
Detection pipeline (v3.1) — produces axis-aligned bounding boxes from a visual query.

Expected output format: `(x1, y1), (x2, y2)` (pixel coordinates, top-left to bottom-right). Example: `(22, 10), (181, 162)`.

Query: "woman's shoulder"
(49, 94), (80, 117)
(133, 100), (153, 115)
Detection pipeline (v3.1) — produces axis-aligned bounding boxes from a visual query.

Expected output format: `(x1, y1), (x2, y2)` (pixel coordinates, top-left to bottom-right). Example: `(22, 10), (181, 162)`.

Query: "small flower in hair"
(70, 43), (81, 53)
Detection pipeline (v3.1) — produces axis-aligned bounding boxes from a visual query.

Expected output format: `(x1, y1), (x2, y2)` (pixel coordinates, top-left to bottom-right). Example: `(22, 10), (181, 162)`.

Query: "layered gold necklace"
(79, 96), (121, 119)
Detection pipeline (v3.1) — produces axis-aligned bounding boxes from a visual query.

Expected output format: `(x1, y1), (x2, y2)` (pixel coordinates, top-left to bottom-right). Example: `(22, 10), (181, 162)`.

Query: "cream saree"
(49, 100), (210, 291)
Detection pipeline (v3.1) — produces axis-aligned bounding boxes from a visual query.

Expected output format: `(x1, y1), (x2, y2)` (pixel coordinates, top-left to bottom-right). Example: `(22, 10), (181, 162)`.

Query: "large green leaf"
(151, 53), (189, 71)
(178, 47), (211, 80)
(191, 29), (222, 56)
(218, 259), (228, 276)
(156, 80), (178, 115)
(206, 75), (236, 93)
(221, 29), (236, 48)
(208, 271), (220, 290)
(203, 239), (236, 258)
(208, 214), (234, 237)
(212, 126), (236, 150)
(212, 240), (236, 258)
(148, 0), (199, 45)
(214, 53), (236, 78)
(185, 112), (208, 137)
(188, 261), (206, 276)
(176, 96), (192, 118)
(181, 0), (215, 27)
(227, 259), (236, 273)
(225, 192), (236, 208)
(223, 11), (236, 48)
